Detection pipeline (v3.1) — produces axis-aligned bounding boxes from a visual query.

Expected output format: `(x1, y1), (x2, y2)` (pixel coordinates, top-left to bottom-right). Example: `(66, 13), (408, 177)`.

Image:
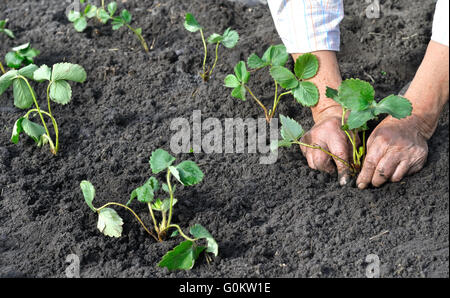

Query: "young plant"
(80, 149), (218, 271)
(0, 63), (87, 154)
(68, 1), (149, 52)
(5, 43), (40, 69)
(0, 19), (14, 39)
(272, 78), (413, 174)
(225, 45), (320, 123)
(184, 13), (239, 82)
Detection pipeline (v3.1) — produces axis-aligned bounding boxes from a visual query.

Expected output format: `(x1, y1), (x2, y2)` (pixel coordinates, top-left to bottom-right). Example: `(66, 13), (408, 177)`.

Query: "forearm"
(291, 51), (343, 123)
(402, 40), (449, 139)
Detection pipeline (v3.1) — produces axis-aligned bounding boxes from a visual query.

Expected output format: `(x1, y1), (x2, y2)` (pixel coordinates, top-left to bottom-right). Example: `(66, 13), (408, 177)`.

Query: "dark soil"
(0, 0), (448, 278)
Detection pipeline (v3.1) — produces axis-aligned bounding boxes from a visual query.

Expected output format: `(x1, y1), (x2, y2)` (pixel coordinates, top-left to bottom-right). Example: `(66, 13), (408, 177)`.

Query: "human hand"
(299, 107), (357, 186)
(356, 116), (428, 189)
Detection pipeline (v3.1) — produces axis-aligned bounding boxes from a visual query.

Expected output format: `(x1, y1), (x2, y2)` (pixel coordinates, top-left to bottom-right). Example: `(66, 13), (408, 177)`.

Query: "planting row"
(0, 2), (412, 271)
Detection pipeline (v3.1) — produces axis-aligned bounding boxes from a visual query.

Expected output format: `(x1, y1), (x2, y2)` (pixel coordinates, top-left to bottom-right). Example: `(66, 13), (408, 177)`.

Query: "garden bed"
(0, 0), (448, 277)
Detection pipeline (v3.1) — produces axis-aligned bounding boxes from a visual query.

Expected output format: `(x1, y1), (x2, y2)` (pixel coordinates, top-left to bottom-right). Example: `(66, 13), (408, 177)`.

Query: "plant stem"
(294, 141), (355, 172)
(208, 42), (220, 78)
(160, 224), (197, 242)
(147, 203), (159, 234)
(125, 24), (149, 52)
(17, 75), (55, 154)
(101, 0), (105, 9)
(24, 108), (58, 152)
(244, 85), (270, 122)
(45, 82), (59, 153)
(269, 90), (292, 121)
(97, 202), (159, 241)
(199, 29), (208, 79)
(0, 61), (5, 74)
(166, 168), (175, 227)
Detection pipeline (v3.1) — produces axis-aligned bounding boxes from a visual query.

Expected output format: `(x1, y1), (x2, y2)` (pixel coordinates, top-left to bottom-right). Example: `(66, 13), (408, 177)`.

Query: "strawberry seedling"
(0, 19), (14, 39)
(80, 149), (218, 271)
(225, 45), (319, 123)
(184, 13), (239, 82)
(0, 63), (87, 154)
(272, 79), (413, 174)
(4, 43), (40, 69)
(68, 1), (149, 52)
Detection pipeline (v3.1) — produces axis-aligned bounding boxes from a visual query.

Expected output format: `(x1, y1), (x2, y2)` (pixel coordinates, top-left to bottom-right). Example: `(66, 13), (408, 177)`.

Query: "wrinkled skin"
(356, 116), (428, 189)
(299, 115), (359, 186)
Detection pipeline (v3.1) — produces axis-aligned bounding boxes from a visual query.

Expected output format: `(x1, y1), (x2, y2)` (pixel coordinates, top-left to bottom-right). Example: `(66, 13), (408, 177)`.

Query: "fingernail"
(339, 175), (350, 186)
(357, 183), (367, 189)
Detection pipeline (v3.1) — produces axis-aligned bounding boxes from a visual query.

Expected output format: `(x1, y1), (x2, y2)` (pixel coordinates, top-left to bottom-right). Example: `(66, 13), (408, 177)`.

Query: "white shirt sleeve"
(267, 0), (344, 53)
(431, 0), (449, 47)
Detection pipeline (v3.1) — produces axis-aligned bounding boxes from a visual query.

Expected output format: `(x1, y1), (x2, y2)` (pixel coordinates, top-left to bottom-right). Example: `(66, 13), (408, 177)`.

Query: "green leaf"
(170, 230), (179, 237)
(120, 9), (132, 24)
(5, 52), (24, 69)
(207, 33), (223, 44)
(224, 74), (240, 88)
(158, 240), (205, 270)
(262, 44), (289, 67)
(68, 10), (81, 22)
(247, 53), (268, 69)
(136, 28), (142, 35)
(294, 53), (319, 80)
(0, 70), (17, 95)
(162, 183), (176, 193)
(346, 109), (376, 130)
(190, 224), (218, 256)
(3, 29), (15, 39)
(50, 80), (72, 105)
(151, 198), (177, 212)
(173, 161), (204, 186)
(338, 79), (375, 111)
(13, 78), (35, 109)
(270, 139), (292, 152)
(0, 20), (5, 28)
(221, 28), (239, 48)
(325, 86), (339, 101)
(107, 2), (118, 16)
(374, 95), (412, 119)
(33, 65), (52, 82)
(268, 44), (289, 67)
(292, 81), (319, 107)
(80, 180), (97, 212)
(12, 43), (30, 52)
(97, 8), (111, 24)
(20, 48), (40, 62)
(18, 64), (39, 79)
(11, 117), (25, 144)
(73, 16), (88, 32)
(184, 13), (202, 33)
(130, 177), (159, 204)
(270, 66), (298, 89)
(150, 149), (176, 174)
(85, 5), (98, 18)
(280, 114), (304, 142)
(231, 85), (246, 101)
(234, 61), (249, 84)
(111, 18), (124, 30)
(51, 63), (87, 83)
(21, 118), (46, 143)
(97, 208), (123, 238)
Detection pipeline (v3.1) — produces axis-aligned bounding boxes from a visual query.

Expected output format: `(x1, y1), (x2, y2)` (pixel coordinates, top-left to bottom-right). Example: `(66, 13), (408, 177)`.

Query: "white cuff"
(431, 0), (449, 47)
(268, 0), (344, 53)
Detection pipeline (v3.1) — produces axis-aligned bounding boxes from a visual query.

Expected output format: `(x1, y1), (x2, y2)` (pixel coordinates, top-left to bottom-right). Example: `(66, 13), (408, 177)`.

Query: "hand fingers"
(328, 140), (352, 185)
(391, 160), (410, 182)
(357, 145), (386, 189)
(371, 154), (401, 187)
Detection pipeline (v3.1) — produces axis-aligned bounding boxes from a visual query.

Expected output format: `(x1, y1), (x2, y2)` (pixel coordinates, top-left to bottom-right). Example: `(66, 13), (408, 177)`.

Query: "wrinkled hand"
(299, 114), (356, 185)
(356, 116), (428, 189)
